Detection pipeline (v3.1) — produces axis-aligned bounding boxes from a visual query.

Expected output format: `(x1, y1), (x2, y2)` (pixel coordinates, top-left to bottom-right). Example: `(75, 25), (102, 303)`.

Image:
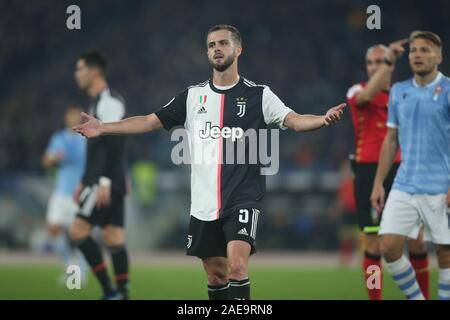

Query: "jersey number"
(238, 209), (249, 223)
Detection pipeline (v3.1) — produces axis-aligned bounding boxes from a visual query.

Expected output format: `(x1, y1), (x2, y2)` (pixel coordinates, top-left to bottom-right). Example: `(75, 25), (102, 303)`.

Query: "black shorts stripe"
(76, 185), (125, 227)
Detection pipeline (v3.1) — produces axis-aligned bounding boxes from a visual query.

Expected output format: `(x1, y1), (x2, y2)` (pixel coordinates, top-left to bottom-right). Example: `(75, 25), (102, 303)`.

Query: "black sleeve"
(154, 89), (188, 130)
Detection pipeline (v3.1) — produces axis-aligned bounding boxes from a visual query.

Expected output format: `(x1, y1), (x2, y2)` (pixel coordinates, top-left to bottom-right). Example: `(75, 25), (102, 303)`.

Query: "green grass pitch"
(0, 264), (439, 299)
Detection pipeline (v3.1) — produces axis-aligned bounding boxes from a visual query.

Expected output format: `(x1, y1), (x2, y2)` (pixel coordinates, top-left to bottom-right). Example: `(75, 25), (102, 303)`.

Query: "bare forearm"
(374, 136), (398, 186)
(356, 65), (392, 106)
(287, 113), (326, 132)
(283, 104), (345, 131)
(296, 114), (326, 131)
(102, 114), (162, 135)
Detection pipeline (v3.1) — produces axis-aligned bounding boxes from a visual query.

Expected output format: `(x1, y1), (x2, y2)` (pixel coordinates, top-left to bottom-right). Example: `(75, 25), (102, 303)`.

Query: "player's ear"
(437, 51), (443, 65)
(236, 45), (242, 57)
(91, 66), (102, 79)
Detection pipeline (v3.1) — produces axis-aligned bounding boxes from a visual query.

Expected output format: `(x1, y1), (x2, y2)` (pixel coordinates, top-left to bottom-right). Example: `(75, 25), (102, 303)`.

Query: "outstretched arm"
(73, 112), (163, 138)
(283, 103), (346, 132)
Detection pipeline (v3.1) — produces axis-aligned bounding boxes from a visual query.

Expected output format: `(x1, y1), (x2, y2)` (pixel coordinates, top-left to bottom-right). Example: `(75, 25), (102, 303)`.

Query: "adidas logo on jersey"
(238, 228), (248, 236)
(197, 106), (207, 114)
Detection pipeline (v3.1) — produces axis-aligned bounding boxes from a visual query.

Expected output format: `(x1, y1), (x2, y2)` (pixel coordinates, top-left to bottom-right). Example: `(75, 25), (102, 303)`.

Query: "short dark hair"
(409, 31), (442, 51)
(78, 51), (107, 74)
(206, 24), (242, 47)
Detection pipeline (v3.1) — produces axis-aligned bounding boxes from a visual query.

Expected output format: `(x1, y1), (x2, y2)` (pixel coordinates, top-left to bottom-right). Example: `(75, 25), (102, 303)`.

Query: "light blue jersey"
(387, 72), (450, 194)
(46, 129), (86, 195)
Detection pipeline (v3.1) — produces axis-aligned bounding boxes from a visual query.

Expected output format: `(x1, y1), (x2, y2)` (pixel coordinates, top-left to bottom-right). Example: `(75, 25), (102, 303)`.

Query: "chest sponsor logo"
(199, 121), (244, 142)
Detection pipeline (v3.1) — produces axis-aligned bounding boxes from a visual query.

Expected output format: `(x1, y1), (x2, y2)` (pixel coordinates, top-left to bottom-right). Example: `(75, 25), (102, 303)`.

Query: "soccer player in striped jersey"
(70, 52), (129, 300)
(73, 25), (345, 300)
(371, 31), (450, 300)
(347, 41), (429, 300)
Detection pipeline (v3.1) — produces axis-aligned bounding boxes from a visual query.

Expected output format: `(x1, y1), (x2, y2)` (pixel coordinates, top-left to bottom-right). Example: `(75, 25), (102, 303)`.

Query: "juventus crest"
(236, 97), (247, 117)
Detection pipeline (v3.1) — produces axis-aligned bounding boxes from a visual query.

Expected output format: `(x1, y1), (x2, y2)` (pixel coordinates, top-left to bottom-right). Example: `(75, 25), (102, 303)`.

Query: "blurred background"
(0, 0), (448, 285)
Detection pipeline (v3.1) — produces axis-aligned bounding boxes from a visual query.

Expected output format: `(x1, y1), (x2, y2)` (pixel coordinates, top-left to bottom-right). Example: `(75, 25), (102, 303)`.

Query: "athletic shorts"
(353, 162), (399, 233)
(380, 190), (450, 244)
(76, 184), (125, 227)
(186, 207), (261, 259)
(46, 192), (79, 226)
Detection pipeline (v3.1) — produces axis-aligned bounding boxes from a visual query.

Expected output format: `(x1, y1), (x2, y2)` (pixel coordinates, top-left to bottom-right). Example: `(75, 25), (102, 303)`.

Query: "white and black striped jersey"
(155, 77), (293, 221)
(83, 87), (127, 194)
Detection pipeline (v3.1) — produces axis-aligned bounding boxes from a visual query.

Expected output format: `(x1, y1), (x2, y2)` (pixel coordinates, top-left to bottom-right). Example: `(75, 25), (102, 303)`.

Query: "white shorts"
(379, 190), (450, 244)
(46, 192), (79, 226)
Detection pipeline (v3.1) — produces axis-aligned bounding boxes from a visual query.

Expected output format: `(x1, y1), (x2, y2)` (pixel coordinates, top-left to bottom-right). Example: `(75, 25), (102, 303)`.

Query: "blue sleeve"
(387, 86), (399, 128)
(46, 133), (64, 155)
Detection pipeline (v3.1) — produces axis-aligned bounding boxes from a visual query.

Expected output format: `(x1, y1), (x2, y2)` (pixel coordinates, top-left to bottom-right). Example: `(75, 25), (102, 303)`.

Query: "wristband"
(99, 176), (112, 187)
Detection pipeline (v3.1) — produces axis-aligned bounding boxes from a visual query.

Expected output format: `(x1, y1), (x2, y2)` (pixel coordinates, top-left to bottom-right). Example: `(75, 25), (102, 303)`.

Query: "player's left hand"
(324, 103), (346, 126)
(96, 185), (111, 209)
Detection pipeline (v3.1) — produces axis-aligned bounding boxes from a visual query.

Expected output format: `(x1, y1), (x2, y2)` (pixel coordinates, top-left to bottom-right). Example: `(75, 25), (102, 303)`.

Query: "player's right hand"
(73, 112), (103, 138)
(96, 185), (111, 209)
(387, 38), (408, 61)
(370, 183), (385, 214)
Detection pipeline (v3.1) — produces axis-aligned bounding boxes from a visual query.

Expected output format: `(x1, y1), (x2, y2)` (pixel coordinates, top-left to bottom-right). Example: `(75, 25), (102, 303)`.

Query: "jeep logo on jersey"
(199, 121), (244, 142)
(236, 97), (247, 117)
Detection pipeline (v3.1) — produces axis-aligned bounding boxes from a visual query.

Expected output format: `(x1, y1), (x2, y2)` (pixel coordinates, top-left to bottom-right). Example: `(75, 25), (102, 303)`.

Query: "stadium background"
(0, 0), (448, 299)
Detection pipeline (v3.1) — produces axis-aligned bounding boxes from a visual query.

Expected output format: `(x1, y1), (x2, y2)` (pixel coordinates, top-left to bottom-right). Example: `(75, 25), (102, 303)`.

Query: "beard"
(209, 54), (235, 72)
(414, 68), (434, 77)
(411, 63), (436, 77)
